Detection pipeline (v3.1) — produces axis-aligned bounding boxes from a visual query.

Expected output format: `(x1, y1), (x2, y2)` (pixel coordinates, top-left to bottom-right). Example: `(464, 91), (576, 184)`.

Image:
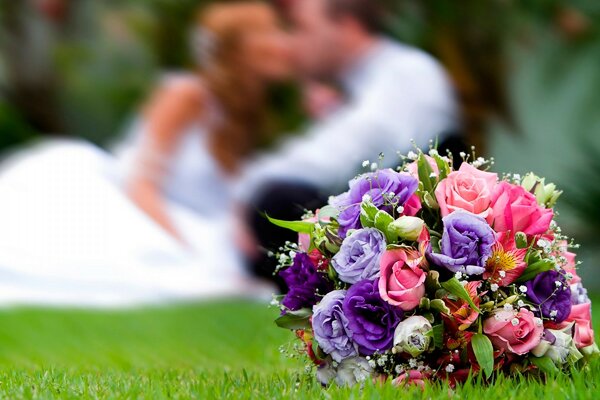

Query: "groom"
(237, 0), (464, 284)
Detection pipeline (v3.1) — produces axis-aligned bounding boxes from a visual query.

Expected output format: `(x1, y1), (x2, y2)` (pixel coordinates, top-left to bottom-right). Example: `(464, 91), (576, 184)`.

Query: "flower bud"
(514, 232), (528, 249)
(521, 173), (562, 208)
(393, 316), (433, 357)
(389, 216), (425, 241)
(532, 326), (583, 365)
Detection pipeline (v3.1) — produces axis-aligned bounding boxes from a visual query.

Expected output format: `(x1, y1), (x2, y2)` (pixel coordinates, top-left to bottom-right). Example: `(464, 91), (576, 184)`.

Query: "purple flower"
(342, 279), (403, 355)
(331, 228), (386, 284)
(280, 253), (332, 311)
(330, 169), (419, 237)
(312, 290), (357, 362)
(525, 270), (572, 323)
(570, 282), (590, 305)
(427, 210), (495, 275)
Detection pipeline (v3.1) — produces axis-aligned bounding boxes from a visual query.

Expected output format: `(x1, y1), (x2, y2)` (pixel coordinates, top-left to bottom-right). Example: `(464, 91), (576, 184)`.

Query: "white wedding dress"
(0, 76), (269, 307)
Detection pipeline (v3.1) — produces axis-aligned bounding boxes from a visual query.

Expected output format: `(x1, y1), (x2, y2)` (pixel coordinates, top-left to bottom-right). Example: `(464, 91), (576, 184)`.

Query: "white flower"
(511, 318), (520, 326)
(454, 272), (463, 280)
(532, 326), (583, 365)
(519, 285), (528, 293)
(389, 216), (425, 242)
(333, 357), (373, 387)
(393, 316), (433, 357)
(503, 304), (513, 311)
(490, 283), (499, 292)
(370, 162), (378, 171)
(316, 363), (337, 386)
(407, 151), (418, 160)
(362, 160), (370, 168)
(537, 239), (549, 248)
(445, 364), (455, 373)
(499, 271), (506, 278)
(429, 149), (439, 156)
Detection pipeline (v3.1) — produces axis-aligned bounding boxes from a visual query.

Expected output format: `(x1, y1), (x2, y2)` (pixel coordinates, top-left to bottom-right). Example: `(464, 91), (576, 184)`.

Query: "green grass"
(0, 298), (597, 399)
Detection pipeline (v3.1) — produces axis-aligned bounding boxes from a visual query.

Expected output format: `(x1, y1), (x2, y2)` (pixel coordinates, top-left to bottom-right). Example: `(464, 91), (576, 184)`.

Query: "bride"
(0, 2), (292, 306)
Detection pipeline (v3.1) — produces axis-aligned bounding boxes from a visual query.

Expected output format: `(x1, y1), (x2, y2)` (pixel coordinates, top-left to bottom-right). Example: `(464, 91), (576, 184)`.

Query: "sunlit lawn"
(0, 298), (597, 398)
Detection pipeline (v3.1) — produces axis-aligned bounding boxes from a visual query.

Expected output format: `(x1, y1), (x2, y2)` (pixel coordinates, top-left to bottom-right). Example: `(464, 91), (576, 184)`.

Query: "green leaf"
(530, 356), (559, 374)
(430, 298), (450, 314)
(425, 270), (442, 292)
(472, 333), (494, 379)
(432, 324), (444, 349)
(274, 308), (312, 330)
(374, 210), (396, 243)
(360, 200), (379, 228)
(441, 278), (480, 313)
(417, 153), (435, 194)
(516, 260), (555, 283)
(432, 153), (451, 180)
(266, 215), (314, 234)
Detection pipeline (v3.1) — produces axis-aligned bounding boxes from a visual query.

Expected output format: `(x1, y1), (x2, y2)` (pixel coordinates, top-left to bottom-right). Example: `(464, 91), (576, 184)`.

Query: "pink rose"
(378, 249), (426, 311)
(435, 163), (498, 218)
(402, 194), (422, 217)
(405, 156), (439, 179)
(563, 303), (595, 349)
(392, 370), (429, 388)
(488, 182), (554, 235)
(298, 210), (327, 251)
(483, 308), (543, 355)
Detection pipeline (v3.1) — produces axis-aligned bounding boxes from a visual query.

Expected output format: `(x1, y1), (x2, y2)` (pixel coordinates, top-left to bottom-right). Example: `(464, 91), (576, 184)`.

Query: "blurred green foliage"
(0, 0), (599, 244)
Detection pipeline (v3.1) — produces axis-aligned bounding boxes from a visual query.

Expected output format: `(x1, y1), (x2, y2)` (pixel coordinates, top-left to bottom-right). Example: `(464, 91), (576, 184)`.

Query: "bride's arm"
(125, 79), (205, 242)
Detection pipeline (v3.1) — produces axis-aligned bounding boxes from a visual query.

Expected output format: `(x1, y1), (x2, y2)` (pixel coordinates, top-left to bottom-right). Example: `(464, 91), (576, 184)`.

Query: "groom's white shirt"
(236, 38), (459, 199)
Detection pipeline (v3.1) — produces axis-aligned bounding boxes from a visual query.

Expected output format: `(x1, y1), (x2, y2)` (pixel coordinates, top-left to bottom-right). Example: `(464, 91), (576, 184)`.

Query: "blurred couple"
(0, 0), (460, 306)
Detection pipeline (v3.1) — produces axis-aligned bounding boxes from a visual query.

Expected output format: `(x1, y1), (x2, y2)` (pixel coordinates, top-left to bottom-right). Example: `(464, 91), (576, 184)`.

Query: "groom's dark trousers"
(247, 134), (467, 291)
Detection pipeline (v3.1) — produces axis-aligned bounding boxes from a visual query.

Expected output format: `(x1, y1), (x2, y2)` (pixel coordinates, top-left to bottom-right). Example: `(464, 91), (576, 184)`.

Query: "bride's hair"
(195, 1), (277, 175)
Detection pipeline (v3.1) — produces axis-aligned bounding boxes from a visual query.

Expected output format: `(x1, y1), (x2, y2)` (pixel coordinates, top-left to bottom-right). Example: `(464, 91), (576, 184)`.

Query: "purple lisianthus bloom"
(570, 282), (590, 305)
(280, 253), (332, 312)
(330, 169), (419, 237)
(342, 279), (403, 355)
(312, 290), (357, 362)
(525, 270), (572, 323)
(331, 228), (386, 284)
(427, 210), (495, 275)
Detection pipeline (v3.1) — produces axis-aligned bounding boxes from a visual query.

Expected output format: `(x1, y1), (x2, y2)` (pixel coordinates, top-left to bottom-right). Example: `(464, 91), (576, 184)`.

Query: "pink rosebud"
(379, 249), (426, 311)
(561, 303), (595, 349)
(392, 370), (428, 389)
(402, 194), (422, 217)
(488, 182), (553, 236)
(483, 308), (543, 355)
(405, 155), (439, 179)
(435, 163), (498, 218)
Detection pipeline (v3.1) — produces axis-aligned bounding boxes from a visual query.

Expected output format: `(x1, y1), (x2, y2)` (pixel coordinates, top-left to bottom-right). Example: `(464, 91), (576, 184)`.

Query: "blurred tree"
(0, 0), (65, 134)
(387, 0), (598, 152)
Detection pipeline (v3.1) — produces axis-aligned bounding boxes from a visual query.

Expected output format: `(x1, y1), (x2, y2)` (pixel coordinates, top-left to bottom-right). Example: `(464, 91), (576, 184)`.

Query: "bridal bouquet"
(270, 148), (598, 387)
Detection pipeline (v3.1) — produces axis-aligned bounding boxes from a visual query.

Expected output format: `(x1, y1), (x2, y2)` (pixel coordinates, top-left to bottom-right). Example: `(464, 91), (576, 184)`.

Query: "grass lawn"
(0, 298), (597, 399)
